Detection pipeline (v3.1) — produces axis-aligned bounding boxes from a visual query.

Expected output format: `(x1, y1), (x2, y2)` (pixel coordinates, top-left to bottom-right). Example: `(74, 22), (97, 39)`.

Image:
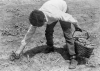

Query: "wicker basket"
(74, 38), (94, 58)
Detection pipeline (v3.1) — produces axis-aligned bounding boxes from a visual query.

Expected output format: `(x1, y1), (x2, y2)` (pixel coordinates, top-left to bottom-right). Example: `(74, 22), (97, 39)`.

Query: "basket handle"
(72, 29), (90, 40)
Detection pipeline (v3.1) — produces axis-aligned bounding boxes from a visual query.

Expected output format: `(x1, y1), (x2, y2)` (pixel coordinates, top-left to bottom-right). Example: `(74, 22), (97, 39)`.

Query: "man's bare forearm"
(23, 25), (36, 44)
(16, 25), (37, 54)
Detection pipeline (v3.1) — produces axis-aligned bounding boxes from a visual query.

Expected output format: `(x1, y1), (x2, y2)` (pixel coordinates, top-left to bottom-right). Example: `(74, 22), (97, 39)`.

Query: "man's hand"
(75, 27), (82, 32)
(9, 51), (21, 61)
(9, 40), (26, 61)
(72, 22), (82, 32)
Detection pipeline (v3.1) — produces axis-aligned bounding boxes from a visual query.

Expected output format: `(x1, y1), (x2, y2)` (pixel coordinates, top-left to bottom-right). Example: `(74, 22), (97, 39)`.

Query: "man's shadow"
(23, 45), (70, 59)
(23, 45), (86, 65)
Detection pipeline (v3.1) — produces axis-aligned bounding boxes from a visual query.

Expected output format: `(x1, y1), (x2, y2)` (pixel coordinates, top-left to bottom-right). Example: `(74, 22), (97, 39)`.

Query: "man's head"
(29, 10), (45, 27)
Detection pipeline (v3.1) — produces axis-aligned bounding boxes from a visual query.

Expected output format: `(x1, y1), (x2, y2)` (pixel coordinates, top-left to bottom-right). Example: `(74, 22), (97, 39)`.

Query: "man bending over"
(10, 0), (82, 69)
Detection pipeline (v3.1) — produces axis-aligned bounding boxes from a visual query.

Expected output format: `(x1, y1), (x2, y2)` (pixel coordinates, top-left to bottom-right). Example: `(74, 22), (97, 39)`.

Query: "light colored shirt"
(21, 0), (78, 46)
(39, 0), (78, 24)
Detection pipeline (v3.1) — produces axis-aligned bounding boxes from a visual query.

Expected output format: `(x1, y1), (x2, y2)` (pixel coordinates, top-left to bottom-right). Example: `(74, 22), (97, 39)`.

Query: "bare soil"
(0, 0), (100, 71)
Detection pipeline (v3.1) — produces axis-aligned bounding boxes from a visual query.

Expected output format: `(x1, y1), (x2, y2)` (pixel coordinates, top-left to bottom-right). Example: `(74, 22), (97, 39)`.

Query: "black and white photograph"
(0, 0), (100, 71)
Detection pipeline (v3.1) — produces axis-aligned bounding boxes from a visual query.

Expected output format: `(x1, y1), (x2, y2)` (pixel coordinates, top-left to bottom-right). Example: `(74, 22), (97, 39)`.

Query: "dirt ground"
(0, 0), (100, 71)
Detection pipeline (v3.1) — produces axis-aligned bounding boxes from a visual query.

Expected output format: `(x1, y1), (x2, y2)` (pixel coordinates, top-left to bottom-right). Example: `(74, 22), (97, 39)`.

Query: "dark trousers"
(45, 21), (76, 55)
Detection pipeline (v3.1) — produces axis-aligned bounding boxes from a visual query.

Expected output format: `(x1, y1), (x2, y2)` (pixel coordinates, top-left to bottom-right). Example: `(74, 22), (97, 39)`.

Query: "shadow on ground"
(23, 45), (87, 65)
(23, 45), (69, 59)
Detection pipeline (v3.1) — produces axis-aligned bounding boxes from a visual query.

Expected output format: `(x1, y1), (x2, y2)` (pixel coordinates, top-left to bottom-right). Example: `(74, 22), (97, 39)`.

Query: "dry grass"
(0, 0), (100, 71)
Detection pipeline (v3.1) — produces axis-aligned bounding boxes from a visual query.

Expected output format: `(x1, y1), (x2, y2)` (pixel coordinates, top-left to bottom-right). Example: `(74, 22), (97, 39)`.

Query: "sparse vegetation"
(0, 0), (100, 71)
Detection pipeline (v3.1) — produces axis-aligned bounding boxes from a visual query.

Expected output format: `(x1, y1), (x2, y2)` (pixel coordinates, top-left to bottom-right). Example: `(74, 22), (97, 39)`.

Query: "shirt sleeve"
(60, 13), (78, 23)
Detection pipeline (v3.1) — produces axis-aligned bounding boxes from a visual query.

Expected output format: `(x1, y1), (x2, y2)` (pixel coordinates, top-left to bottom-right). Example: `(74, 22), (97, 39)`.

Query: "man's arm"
(61, 13), (82, 31)
(69, 16), (82, 32)
(15, 25), (37, 54)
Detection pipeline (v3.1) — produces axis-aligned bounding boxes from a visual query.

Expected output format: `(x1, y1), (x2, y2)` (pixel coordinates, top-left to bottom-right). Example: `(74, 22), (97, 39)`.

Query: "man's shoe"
(69, 56), (78, 69)
(45, 46), (54, 53)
